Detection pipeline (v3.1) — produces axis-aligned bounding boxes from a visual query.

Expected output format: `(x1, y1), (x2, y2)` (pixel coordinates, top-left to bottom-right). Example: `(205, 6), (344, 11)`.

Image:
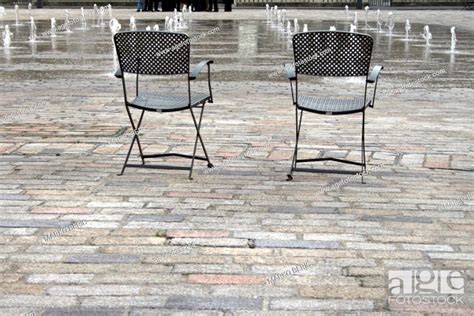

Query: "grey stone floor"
(0, 8), (473, 315)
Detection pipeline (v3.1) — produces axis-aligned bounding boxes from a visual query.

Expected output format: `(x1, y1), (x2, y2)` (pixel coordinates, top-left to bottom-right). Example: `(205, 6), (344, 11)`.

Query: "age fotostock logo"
(388, 270), (464, 305)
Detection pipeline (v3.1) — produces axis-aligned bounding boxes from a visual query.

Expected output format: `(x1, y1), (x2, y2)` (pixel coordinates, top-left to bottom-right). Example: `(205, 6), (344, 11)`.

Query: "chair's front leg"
(361, 110), (366, 184)
(188, 105), (207, 180)
(133, 110), (146, 165)
(119, 107), (145, 175)
(207, 66), (213, 103)
(195, 104), (213, 168)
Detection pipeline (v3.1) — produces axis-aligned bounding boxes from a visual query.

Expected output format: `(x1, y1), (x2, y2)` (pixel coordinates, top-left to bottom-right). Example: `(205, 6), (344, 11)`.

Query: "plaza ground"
(0, 8), (473, 315)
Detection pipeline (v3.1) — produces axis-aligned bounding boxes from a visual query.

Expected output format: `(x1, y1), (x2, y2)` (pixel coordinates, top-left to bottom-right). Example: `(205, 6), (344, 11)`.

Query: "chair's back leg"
(361, 110), (366, 184)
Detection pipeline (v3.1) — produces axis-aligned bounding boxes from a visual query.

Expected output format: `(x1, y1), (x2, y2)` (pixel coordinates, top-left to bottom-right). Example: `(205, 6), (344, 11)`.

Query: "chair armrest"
(189, 60), (214, 80)
(114, 68), (123, 79)
(367, 65), (383, 83)
(285, 64), (296, 81)
(367, 65), (383, 108)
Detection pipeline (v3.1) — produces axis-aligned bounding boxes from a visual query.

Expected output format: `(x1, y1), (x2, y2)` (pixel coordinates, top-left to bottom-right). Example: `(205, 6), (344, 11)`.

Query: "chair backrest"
(114, 31), (190, 76)
(292, 31), (373, 77)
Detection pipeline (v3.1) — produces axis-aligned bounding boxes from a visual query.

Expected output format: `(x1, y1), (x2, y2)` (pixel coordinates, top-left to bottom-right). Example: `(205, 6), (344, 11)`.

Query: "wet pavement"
(0, 8), (473, 315)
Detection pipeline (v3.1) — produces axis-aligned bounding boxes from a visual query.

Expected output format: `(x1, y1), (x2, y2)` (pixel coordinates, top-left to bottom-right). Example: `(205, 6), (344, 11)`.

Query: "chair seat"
(297, 96), (371, 115)
(129, 93), (210, 112)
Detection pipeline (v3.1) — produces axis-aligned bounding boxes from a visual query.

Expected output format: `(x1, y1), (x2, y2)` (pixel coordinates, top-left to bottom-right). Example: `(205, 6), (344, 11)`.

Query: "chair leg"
(119, 136), (137, 176)
(195, 104), (213, 169)
(133, 110), (146, 165)
(361, 110), (366, 184)
(119, 107), (145, 176)
(288, 108), (303, 181)
(188, 103), (211, 180)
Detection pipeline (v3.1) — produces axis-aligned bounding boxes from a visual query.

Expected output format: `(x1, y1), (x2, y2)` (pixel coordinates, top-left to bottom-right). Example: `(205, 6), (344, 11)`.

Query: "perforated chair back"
(292, 31), (373, 77)
(114, 31), (190, 76)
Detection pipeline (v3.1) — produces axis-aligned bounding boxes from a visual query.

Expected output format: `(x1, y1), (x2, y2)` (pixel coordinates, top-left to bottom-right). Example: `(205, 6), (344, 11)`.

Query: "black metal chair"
(286, 31), (383, 182)
(113, 31), (214, 179)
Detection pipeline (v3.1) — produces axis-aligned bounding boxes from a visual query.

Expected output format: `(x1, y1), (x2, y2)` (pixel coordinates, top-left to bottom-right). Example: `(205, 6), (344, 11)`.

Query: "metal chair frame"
(286, 31), (383, 182)
(114, 31), (214, 179)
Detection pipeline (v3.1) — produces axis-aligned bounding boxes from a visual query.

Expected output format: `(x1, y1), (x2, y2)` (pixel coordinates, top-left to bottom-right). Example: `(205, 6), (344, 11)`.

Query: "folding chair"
(113, 31), (214, 179)
(286, 31), (383, 182)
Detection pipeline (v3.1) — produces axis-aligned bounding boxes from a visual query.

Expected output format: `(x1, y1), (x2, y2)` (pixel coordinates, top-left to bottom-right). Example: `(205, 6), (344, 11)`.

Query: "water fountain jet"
(93, 4), (98, 25)
(387, 12), (394, 36)
(130, 16), (136, 31)
(64, 10), (72, 33)
(109, 18), (121, 74)
(376, 9), (382, 33)
(50, 17), (57, 37)
(29, 17), (37, 42)
(15, 5), (20, 26)
(2, 24), (12, 47)
(98, 7), (105, 26)
(450, 26), (457, 53)
(405, 19), (411, 40)
(80, 7), (87, 30)
(422, 25), (432, 46)
(365, 6), (369, 27)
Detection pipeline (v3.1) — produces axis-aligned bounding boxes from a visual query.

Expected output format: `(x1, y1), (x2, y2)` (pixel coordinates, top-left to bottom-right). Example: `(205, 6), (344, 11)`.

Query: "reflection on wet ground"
(1, 18), (473, 88)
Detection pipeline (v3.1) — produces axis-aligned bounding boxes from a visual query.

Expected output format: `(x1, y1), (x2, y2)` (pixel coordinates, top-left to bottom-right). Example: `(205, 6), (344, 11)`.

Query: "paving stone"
(269, 207), (337, 214)
(303, 234), (366, 242)
(64, 254), (141, 264)
(26, 274), (94, 284)
(92, 273), (183, 284)
(81, 296), (165, 308)
(47, 285), (141, 296)
(0, 295), (77, 307)
(188, 274), (265, 285)
(233, 232), (296, 240)
(42, 308), (128, 316)
(401, 244), (454, 252)
(209, 285), (296, 298)
(128, 215), (185, 222)
(169, 238), (249, 247)
(0, 220), (72, 228)
(300, 286), (385, 299)
(346, 243), (397, 251)
(361, 216), (433, 224)
(26, 246), (99, 253)
(166, 230), (230, 238)
(173, 264), (245, 274)
(254, 240), (339, 249)
(130, 310), (219, 316)
(428, 253), (474, 260)
(165, 295), (263, 311)
(269, 299), (374, 311)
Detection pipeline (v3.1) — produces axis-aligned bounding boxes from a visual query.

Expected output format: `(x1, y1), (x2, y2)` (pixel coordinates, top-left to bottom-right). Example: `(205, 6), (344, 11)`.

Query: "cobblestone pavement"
(0, 8), (473, 315)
